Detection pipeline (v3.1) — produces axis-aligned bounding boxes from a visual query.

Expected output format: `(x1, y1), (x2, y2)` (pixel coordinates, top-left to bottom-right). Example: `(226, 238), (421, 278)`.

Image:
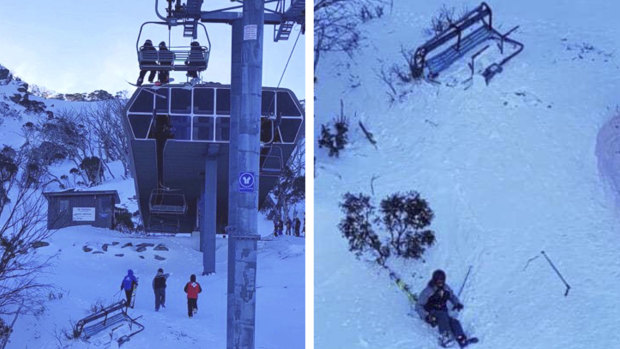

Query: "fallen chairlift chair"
(148, 188), (188, 231)
(73, 300), (144, 344)
(412, 2), (523, 83)
(137, 21), (211, 72)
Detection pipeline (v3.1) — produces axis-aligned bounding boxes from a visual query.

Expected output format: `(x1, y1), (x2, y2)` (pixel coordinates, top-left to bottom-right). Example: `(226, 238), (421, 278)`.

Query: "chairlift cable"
(265, 28), (302, 122)
(276, 28), (302, 89)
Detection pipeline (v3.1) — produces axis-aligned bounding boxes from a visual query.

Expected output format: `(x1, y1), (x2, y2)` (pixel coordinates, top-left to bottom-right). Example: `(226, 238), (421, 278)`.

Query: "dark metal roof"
(43, 189), (121, 204)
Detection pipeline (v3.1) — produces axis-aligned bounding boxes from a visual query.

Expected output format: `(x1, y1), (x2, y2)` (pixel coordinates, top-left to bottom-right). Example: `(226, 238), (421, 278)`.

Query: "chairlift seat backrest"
(149, 189), (187, 215)
(426, 25), (496, 77)
(74, 300), (129, 339)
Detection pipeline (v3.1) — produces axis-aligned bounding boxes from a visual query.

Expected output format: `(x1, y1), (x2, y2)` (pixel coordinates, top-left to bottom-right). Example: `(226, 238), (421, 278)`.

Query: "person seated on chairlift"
(158, 41), (173, 84)
(137, 39), (157, 86)
(185, 41), (205, 80)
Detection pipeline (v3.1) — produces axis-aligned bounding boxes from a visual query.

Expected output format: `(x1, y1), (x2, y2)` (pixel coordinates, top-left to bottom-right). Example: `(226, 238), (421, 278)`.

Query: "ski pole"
(541, 250), (571, 297)
(457, 265), (473, 298)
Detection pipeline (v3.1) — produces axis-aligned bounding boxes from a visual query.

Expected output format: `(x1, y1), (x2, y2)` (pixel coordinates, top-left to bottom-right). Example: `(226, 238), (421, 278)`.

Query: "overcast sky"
(0, 0), (305, 98)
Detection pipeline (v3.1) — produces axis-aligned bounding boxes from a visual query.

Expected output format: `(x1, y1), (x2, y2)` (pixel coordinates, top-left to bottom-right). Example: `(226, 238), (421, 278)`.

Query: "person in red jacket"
(183, 274), (202, 318)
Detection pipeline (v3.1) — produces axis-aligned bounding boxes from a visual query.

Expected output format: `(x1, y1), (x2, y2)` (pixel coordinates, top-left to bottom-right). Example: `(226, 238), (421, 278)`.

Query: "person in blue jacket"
(120, 269), (139, 308)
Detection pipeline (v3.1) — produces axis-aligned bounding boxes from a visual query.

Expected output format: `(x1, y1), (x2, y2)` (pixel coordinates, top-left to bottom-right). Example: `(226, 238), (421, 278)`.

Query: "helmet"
(191, 41), (199, 47)
(145, 39), (152, 45)
(432, 269), (446, 283)
(159, 41), (167, 48)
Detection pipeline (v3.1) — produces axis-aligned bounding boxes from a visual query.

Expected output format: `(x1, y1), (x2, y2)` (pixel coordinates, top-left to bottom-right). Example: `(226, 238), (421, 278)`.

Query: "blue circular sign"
(239, 172), (255, 192)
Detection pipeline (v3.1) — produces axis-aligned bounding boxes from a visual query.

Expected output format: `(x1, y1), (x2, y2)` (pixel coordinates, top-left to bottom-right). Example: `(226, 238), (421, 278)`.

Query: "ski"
(130, 283), (138, 308)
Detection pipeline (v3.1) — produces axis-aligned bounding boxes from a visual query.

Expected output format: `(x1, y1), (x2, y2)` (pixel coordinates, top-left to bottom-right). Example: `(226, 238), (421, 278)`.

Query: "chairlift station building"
(123, 83), (304, 233)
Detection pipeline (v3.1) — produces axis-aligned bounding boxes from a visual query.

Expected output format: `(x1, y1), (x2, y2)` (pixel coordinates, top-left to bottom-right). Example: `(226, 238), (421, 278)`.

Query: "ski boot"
(136, 77), (144, 86)
(457, 335), (479, 348)
(439, 333), (455, 348)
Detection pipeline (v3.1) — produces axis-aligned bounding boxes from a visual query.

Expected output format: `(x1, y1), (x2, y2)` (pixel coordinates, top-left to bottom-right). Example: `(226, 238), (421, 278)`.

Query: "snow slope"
(10, 221), (304, 349)
(0, 67), (304, 349)
(315, 1), (620, 348)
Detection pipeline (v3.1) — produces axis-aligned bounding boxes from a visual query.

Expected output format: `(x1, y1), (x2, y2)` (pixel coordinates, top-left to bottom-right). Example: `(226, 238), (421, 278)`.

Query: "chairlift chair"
(148, 188), (187, 232)
(260, 145), (284, 176)
(412, 2), (523, 82)
(136, 21), (211, 73)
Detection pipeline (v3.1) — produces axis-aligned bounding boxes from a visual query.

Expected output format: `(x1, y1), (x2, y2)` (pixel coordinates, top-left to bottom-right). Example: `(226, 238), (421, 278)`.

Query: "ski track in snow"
(316, 1), (620, 348)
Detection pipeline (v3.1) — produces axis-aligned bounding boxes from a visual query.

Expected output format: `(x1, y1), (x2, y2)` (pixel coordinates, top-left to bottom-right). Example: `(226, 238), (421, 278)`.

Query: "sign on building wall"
(73, 207), (96, 222)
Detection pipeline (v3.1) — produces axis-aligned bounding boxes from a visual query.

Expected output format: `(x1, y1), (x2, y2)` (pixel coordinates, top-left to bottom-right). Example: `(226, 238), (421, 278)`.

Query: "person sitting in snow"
(184, 274), (202, 318)
(120, 269), (138, 308)
(152, 268), (169, 311)
(415, 269), (474, 348)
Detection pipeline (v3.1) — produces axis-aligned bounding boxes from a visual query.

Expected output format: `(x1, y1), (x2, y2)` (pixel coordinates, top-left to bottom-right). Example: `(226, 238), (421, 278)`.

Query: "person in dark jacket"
(285, 218), (292, 235)
(157, 41), (173, 84)
(137, 39), (157, 86)
(120, 269), (138, 308)
(152, 268), (169, 311)
(184, 274), (202, 318)
(415, 269), (471, 348)
(185, 41), (205, 79)
(277, 219), (284, 236)
(293, 216), (301, 237)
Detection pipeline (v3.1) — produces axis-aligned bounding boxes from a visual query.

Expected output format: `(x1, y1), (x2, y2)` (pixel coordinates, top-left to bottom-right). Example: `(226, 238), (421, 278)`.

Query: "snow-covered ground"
(11, 220), (304, 349)
(0, 68), (304, 349)
(315, 1), (620, 348)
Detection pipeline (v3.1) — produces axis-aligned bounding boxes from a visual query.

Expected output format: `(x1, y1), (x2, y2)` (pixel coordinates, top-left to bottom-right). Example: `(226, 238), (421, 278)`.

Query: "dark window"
(216, 89), (230, 115)
(215, 117), (230, 141)
(170, 115), (191, 140)
(193, 116), (214, 141)
(171, 88), (191, 114)
(278, 118), (302, 143)
(128, 90), (153, 113)
(128, 114), (153, 139)
(194, 88), (215, 115)
(155, 89), (169, 114)
(260, 118), (273, 143)
(277, 91), (301, 116)
(59, 199), (69, 213)
(261, 91), (275, 116)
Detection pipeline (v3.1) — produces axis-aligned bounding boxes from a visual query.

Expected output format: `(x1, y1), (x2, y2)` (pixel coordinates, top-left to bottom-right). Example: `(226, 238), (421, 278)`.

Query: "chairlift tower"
(147, 1), (305, 349)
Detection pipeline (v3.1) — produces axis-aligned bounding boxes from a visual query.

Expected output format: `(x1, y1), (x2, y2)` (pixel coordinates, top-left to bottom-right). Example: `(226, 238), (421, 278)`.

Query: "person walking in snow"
(294, 216), (301, 237)
(273, 218), (279, 236)
(415, 269), (475, 348)
(137, 39), (157, 86)
(152, 268), (169, 311)
(184, 274), (202, 318)
(120, 269), (138, 308)
(285, 218), (292, 235)
(277, 219), (284, 236)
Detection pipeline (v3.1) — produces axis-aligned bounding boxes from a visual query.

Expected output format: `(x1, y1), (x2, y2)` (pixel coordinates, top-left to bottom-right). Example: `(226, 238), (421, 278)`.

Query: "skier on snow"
(415, 269), (475, 348)
(184, 274), (202, 318)
(152, 268), (169, 311)
(120, 269), (138, 308)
